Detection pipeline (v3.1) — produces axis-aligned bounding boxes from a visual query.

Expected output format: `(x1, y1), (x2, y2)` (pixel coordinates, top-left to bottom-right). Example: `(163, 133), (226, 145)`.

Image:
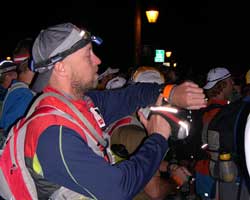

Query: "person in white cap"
(97, 67), (120, 90)
(131, 66), (165, 85)
(203, 67), (233, 92)
(105, 76), (127, 90)
(0, 38), (35, 136)
(0, 60), (17, 101)
(195, 67), (234, 200)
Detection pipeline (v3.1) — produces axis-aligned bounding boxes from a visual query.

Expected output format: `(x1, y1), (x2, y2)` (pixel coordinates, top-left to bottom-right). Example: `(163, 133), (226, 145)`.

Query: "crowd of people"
(0, 22), (250, 200)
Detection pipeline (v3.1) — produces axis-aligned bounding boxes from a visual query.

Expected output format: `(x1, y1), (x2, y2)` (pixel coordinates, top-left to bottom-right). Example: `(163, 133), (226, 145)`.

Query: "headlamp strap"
(34, 38), (91, 72)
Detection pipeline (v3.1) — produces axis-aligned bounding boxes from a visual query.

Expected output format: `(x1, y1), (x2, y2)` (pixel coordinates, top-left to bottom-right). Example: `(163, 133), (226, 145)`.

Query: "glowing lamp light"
(166, 51), (172, 58)
(146, 10), (159, 23)
(6, 56), (11, 60)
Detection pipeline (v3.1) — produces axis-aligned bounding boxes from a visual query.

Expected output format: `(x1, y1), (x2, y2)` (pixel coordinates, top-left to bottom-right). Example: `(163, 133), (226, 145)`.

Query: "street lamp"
(145, 9), (159, 23)
(165, 51), (172, 58)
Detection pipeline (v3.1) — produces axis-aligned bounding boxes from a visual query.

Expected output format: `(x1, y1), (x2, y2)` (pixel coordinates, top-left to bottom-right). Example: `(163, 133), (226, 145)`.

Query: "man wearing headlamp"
(19, 22), (206, 199)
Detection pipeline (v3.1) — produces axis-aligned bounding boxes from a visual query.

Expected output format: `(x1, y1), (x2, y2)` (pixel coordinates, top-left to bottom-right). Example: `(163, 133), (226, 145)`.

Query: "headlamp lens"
(80, 29), (103, 45)
(91, 35), (103, 45)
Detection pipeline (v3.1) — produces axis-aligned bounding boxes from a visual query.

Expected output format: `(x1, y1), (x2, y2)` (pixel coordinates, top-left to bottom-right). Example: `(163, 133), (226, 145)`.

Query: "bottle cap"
(220, 153), (231, 160)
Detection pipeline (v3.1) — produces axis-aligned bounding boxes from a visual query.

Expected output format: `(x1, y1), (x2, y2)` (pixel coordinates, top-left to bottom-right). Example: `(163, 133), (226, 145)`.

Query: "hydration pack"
(0, 92), (112, 200)
(203, 99), (250, 182)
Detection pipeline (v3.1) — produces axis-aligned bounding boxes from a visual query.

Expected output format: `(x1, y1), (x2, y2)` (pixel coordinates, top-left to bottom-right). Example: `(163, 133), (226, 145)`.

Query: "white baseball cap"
(106, 76), (127, 89)
(98, 67), (120, 80)
(203, 67), (231, 90)
(132, 66), (165, 84)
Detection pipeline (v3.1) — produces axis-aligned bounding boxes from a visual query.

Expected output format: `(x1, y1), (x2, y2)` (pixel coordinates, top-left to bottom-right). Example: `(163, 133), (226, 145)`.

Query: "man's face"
(5, 71), (17, 87)
(224, 77), (234, 98)
(65, 43), (101, 95)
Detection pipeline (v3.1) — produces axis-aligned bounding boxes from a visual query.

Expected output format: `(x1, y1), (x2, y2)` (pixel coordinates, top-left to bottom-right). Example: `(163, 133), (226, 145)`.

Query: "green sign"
(154, 49), (165, 62)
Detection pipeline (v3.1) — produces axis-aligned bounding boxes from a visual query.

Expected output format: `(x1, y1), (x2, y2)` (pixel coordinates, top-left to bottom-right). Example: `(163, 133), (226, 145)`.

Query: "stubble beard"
(71, 78), (98, 99)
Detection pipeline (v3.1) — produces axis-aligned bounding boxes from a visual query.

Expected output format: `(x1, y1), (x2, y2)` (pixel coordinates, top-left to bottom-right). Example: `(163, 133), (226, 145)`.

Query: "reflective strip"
(32, 154), (43, 176)
(59, 126), (97, 200)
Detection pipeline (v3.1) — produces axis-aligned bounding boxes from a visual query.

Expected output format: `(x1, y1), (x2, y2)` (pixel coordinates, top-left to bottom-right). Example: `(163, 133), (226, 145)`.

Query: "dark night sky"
(0, 1), (249, 77)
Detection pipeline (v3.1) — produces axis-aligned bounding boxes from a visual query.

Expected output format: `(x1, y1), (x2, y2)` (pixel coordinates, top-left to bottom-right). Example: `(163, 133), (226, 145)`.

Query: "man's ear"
(53, 61), (66, 76)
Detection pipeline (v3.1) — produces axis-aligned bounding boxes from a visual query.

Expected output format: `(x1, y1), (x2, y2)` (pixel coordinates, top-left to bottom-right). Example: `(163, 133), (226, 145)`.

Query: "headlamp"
(34, 30), (103, 73)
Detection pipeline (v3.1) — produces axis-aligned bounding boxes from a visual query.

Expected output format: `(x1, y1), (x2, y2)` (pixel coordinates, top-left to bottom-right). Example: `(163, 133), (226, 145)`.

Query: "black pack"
(205, 99), (250, 181)
(207, 99), (250, 156)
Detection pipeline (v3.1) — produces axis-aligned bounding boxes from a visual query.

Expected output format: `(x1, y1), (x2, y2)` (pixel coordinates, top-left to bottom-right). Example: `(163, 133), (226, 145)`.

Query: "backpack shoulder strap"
(2, 111), (60, 200)
(201, 103), (224, 113)
(2, 82), (27, 112)
(8, 82), (29, 92)
(26, 92), (108, 148)
(4, 107), (95, 200)
(1, 82), (36, 114)
(201, 103), (224, 145)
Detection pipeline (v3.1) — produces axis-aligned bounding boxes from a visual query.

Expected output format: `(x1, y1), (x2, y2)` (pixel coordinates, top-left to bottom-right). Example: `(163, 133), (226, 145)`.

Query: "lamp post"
(134, 1), (159, 67)
(134, 0), (142, 67)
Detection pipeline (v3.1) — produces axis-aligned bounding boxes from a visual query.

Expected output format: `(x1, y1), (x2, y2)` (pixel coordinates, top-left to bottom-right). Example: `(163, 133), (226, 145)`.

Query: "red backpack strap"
(27, 92), (108, 148)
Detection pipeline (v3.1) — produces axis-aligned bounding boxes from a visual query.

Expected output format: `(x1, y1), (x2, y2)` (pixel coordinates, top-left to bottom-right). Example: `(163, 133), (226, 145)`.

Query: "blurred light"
(146, 10), (159, 23)
(173, 63), (177, 67)
(6, 56), (11, 60)
(163, 62), (171, 67)
(79, 30), (85, 37)
(201, 143), (208, 149)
